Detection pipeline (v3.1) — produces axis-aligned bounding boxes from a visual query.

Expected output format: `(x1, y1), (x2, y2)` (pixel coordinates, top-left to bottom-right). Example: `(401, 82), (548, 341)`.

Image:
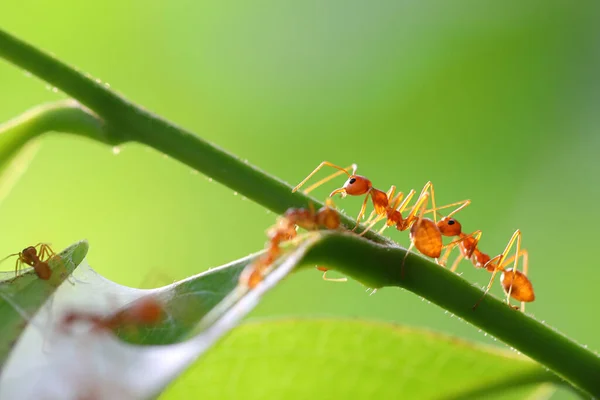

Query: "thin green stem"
(0, 100), (105, 170)
(0, 29), (390, 244)
(0, 28), (598, 397)
(301, 233), (598, 397)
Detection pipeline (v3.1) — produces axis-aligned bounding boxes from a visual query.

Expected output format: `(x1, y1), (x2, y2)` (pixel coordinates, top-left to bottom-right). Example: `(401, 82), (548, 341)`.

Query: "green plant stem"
(0, 29), (389, 244)
(0, 28), (598, 397)
(301, 233), (598, 397)
(0, 100), (104, 169)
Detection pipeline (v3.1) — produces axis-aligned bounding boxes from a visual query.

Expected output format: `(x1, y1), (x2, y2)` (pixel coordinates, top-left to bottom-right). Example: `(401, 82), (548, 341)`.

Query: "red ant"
(1, 243), (56, 280)
(61, 296), (164, 333)
(292, 161), (469, 272)
(240, 200), (342, 288)
(436, 214), (534, 311)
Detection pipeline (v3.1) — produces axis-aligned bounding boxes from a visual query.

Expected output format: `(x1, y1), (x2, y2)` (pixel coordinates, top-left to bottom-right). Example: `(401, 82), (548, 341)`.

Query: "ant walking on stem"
(292, 161), (470, 273)
(291, 161), (534, 311)
(1, 243), (56, 280)
(435, 211), (535, 311)
(240, 199), (343, 289)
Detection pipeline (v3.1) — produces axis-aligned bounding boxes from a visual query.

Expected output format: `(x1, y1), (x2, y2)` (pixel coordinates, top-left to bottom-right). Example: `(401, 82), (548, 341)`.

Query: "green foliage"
(167, 319), (561, 399)
(0, 236), (319, 397)
(0, 240), (87, 364)
(0, 20), (598, 399)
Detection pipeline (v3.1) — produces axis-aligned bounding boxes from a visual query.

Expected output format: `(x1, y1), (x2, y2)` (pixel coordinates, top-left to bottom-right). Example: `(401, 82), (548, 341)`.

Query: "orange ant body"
(436, 215), (535, 310)
(1, 243), (56, 280)
(292, 161), (533, 311)
(240, 201), (341, 288)
(292, 161), (469, 267)
(61, 296), (164, 333)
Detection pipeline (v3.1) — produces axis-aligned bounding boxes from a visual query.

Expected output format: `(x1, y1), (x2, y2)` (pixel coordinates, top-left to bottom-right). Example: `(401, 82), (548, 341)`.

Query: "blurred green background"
(0, 1), (598, 398)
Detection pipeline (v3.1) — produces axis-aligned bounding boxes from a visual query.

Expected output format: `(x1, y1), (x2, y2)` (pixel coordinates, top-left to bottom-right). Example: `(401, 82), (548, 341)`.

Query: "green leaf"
(0, 100), (105, 207)
(165, 319), (562, 399)
(0, 236), (319, 398)
(0, 240), (88, 365)
(0, 28), (598, 397)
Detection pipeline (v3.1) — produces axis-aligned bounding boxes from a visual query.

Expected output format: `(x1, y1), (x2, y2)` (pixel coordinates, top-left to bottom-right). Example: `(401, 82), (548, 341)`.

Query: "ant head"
(437, 217), (461, 236)
(22, 246), (37, 257)
(20, 246), (38, 265)
(329, 175), (372, 197)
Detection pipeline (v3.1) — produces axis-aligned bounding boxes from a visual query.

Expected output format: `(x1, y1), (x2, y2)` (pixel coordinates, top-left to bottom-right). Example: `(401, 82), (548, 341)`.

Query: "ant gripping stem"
(474, 230), (534, 311)
(292, 161), (378, 230)
(293, 161), (470, 265)
(437, 216), (535, 311)
(240, 199), (344, 289)
(0, 243), (56, 280)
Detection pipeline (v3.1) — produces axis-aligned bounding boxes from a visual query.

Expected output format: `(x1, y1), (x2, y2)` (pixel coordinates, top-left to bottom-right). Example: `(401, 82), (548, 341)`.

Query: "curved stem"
(0, 100), (105, 170)
(300, 233), (599, 398)
(0, 100), (105, 205)
(0, 29), (390, 244)
(0, 28), (598, 397)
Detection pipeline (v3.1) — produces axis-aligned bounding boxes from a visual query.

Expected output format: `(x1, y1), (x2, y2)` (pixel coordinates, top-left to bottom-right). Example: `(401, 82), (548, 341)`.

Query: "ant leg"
(402, 182), (437, 225)
(324, 198), (336, 208)
(400, 194), (430, 275)
(292, 162), (355, 194)
(378, 190), (407, 234)
(322, 271), (347, 283)
(401, 242), (415, 278)
(499, 249), (529, 312)
(364, 209), (378, 225)
(402, 190), (430, 229)
(519, 250), (529, 312)
(447, 199), (471, 218)
(362, 189), (404, 236)
(361, 213), (391, 237)
(0, 252), (19, 266)
(422, 199), (471, 218)
(502, 230), (521, 306)
(418, 182), (438, 223)
(33, 242), (54, 256)
(416, 183), (470, 223)
(473, 230), (520, 309)
(440, 230), (481, 269)
(351, 195), (371, 232)
(392, 189), (418, 231)
(39, 244), (55, 261)
(438, 242), (458, 268)
(450, 253), (465, 272)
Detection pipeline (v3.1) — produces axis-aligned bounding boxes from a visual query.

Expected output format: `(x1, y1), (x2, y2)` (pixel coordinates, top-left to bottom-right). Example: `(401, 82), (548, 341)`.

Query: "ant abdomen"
(316, 207), (340, 230)
(410, 218), (442, 258)
(501, 269), (535, 302)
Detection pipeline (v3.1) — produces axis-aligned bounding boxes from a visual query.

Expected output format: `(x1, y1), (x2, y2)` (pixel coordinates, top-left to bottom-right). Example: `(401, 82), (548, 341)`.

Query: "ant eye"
(349, 178), (356, 184)
(448, 219), (455, 225)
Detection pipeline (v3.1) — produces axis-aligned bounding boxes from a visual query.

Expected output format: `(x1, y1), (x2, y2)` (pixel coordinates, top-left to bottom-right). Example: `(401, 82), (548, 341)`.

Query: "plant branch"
(0, 29), (390, 244)
(300, 232), (599, 397)
(0, 100), (105, 169)
(0, 28), (598, 397)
